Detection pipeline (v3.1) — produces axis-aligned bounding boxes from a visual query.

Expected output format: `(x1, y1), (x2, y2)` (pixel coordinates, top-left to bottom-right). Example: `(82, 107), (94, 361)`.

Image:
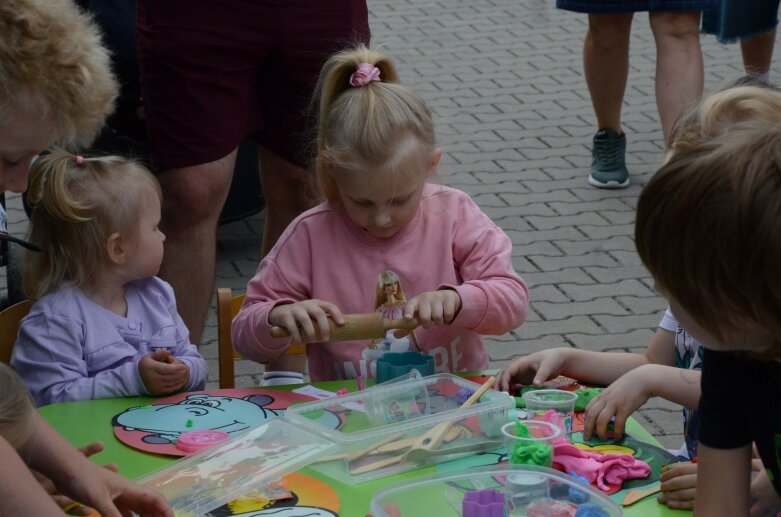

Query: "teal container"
(375, 351), (435, 383)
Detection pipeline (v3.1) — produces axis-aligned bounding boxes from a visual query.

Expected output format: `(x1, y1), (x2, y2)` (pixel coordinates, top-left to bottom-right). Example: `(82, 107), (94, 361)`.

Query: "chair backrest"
(0, 299), (33, 364)
(216, 288), (305, 389)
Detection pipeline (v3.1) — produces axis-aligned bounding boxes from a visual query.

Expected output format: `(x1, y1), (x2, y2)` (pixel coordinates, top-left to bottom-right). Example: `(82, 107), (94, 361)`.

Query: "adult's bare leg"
(257, 146), (317, 378)
(258, 146), (317, 257)
(584, 13), (634, 133)
(650, 11), (704, 143)
(741, 29), (777, 77)
(157, 150), (237, 345)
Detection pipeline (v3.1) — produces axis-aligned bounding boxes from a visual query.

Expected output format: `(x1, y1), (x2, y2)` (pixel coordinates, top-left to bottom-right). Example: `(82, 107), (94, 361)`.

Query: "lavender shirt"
(11, 277), (207, 406)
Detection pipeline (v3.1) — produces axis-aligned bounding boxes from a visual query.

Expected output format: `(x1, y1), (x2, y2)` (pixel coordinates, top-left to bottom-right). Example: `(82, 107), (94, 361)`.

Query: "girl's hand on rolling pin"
(401, 289), (461, 329)
(269, 300), (345, 344)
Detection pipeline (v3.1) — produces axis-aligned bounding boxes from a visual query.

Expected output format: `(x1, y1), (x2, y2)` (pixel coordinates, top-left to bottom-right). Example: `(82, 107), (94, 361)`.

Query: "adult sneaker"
(588, 128), (629, 189)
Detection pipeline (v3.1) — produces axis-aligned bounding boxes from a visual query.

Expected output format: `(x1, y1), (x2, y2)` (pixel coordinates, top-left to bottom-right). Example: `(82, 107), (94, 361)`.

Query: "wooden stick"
(621, 485), (661, 506)
(312, 431), (406, 464)
(315, 426), (467, 465)
(270, 313), (419, 341)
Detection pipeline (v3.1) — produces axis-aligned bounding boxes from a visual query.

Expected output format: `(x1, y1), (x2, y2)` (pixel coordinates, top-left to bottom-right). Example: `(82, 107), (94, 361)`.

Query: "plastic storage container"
(369, 464), (623, 517)
(136, 418), (336, 516)
(285, 373), (514, 484)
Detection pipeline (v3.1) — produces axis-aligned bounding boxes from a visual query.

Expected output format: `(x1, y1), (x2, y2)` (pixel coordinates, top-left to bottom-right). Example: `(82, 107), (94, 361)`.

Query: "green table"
(39, 379), (688, 516)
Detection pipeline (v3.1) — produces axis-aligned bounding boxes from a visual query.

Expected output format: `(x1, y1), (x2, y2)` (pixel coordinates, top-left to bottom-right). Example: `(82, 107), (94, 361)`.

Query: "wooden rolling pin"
(269, 312), (419, 342)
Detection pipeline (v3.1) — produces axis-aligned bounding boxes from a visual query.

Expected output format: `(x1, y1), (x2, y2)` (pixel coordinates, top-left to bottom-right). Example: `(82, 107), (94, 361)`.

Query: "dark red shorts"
(136, 0), (370, 171)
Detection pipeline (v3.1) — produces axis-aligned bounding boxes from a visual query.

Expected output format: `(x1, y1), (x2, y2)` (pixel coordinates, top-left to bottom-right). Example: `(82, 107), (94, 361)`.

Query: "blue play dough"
(574, 502), (610, 517)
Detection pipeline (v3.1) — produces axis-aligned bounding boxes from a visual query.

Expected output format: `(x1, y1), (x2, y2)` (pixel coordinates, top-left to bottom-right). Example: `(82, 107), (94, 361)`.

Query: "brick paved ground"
(3, 0), (775, 449)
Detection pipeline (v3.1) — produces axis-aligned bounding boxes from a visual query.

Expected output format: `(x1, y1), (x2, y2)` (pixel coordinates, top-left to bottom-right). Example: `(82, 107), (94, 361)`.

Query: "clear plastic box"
(136, 418), (336, 516)
(284, 373), (514, 484)
(369, 464), (623, 516)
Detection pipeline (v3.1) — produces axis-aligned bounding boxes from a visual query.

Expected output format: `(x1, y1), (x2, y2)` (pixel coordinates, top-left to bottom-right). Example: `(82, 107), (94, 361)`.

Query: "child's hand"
(583, 365), (654, 440)
(751, 465), (781, 517)
(496, 349), (567, 391)
(35, 442), (119, 516)
(657, 461), (698, 509)
(139, 350), (190, 395)
(402, 289), (461, 328)
(60, 456), (172, 517)
(269, 300), (344, 344)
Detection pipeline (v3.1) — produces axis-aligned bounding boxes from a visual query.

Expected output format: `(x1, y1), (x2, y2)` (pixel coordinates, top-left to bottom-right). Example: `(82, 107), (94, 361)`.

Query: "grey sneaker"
(589, 128), (629, 189)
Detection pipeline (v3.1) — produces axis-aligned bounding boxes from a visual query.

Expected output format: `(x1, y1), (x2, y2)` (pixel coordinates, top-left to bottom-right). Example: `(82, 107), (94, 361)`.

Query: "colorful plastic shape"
(462, 488), (504, 517)
(175, 430), (230, 453)
(375, 351), (435, 383)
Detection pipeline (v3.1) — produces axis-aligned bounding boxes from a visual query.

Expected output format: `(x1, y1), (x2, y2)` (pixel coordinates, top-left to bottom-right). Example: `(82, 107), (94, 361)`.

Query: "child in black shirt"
(636, 113), (781, 515)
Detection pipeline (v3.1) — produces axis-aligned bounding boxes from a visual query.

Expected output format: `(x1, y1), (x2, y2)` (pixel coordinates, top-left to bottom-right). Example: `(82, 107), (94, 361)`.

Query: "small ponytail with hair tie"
(349, 63), (381, 88)
(75, 155), (85, 166)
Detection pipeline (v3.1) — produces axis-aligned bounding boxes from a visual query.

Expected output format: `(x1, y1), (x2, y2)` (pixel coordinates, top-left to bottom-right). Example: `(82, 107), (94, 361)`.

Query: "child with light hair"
(637, 119), (781, 515)
(0, 363), (172, 515)
(498, 81), (781, 510)
(11, 150), (207, 406)
(0, 0), (117, 194)
(233, 45), (529, 381)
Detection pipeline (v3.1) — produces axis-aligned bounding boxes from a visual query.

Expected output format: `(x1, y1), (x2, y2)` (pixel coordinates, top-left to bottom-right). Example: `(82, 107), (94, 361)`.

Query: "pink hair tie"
(75, 155), (85, 166)
(349, 63), (381, 88)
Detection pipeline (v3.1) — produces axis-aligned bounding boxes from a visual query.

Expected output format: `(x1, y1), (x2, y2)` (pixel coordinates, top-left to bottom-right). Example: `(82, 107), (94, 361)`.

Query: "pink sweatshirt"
(232, 184), (529, 381)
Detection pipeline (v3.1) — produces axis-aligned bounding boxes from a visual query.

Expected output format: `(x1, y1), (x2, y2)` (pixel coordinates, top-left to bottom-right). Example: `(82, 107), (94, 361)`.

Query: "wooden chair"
(217, 288), (305, 389)
(0, 299), (33, 364)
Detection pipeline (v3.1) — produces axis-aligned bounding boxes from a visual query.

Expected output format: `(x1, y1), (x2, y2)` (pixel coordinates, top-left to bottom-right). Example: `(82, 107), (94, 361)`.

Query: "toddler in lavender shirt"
(11, 150), (206, 406)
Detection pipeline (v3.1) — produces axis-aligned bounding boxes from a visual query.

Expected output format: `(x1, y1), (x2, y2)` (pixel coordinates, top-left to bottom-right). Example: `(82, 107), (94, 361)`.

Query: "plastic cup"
(501, 421), (560, 468)
(522, 389), (578, 440)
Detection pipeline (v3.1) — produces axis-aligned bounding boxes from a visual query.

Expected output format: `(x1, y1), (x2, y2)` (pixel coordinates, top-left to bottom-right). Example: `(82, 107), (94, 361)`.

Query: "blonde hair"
(23, 149), (161, 300)
(314, 46), (436, 201)
(637, 120), (781, 348)
(0, 364), (35, 449)
(667, 84), (781, 159)
(0, 0), (118, 149)
(375, 270), (406, 308)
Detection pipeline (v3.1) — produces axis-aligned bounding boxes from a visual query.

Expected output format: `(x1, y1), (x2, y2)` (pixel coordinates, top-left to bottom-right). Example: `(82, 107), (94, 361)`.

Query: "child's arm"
(497, 327), (675, 391)
(20, 413), (172, 516)
(695, 443), (752, 516)
(443, 196), (529, 334)
(0, 435), (68, 515)
(498, 347), (645, 392)
(583, 363), (700, 440)
(267, 299), (345, 345)
(162, 283), (208, 391)
(232, 254), (322, 363)
(750, 461), (781, 516)
(12, 314), (147, 405)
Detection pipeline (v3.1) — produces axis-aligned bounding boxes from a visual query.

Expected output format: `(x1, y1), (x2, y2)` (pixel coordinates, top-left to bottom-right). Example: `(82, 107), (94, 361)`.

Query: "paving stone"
(567, 329), (657, 352)
(555, 236), (636, 255)
(592, 313), (667, 333)
(535, 297), (630, 320)
(559, 279), (655, 301)
(523, 267), (594, 287)
(615, 296), (668, 315)
(584, 265), (652, 283)
(517, 316), (603, 340)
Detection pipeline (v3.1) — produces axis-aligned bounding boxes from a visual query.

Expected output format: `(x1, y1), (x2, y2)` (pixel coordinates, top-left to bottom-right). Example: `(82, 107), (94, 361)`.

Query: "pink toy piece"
(553, 442), (651, 491)
(175, 430), (230, 453)
(336, 388), (349, 396)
